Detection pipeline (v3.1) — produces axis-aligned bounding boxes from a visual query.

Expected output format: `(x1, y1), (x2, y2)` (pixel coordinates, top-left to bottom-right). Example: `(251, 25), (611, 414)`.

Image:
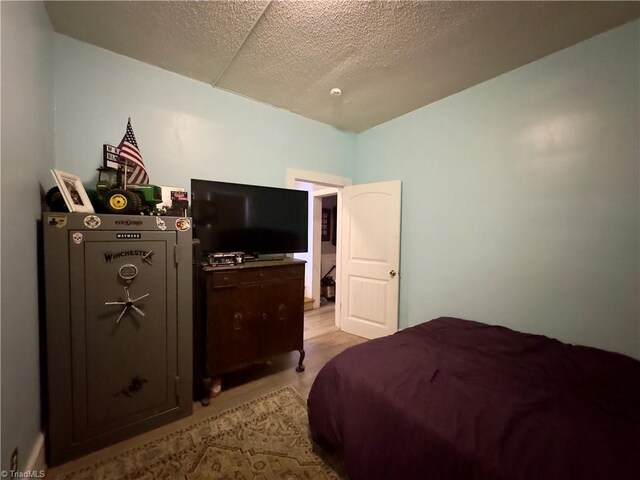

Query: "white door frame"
(287, 169), (352, 329)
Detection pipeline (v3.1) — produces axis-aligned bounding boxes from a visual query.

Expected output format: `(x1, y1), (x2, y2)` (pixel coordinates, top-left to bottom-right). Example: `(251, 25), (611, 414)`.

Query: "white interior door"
(340, 180), (401, 339)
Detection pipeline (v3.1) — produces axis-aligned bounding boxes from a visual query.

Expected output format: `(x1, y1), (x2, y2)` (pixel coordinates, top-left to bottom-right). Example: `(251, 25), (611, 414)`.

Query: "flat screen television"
(191, 179), (308, 256)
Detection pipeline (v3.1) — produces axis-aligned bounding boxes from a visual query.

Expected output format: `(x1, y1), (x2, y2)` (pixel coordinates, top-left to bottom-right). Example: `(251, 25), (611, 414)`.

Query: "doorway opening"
(305, 190), (337, 339)
(319, 193), (337, 310)
(286, 169), (352, 339)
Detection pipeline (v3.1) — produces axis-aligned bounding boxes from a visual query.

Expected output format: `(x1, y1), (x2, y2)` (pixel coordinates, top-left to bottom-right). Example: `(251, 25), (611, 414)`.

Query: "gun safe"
(42, 213), (192, 465)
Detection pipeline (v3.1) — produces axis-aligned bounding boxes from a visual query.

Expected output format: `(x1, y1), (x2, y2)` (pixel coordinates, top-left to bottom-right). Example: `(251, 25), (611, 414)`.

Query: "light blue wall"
(0, 17), (355, 470)
(53, 35), (356, 192)
(1, 9), (638, 472)
(357, 20), (640, 358)
(1, 1), (55, 470)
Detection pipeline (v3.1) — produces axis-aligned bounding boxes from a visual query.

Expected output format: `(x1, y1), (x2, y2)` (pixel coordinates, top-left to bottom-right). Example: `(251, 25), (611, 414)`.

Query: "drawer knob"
(233, 313), (243, 330)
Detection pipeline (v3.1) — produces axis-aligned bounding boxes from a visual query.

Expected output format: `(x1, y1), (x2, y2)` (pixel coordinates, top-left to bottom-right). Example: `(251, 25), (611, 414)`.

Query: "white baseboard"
(25, 432), (46, 472)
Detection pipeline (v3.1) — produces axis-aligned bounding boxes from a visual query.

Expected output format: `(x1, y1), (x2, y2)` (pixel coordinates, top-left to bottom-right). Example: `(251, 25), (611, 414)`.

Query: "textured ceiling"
(45, 1), (639, 133)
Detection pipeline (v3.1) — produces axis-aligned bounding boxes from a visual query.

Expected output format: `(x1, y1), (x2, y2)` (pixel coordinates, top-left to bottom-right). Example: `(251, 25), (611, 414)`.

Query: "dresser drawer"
(232, 265), (304, 284)
(208, 264), (305, 289)
(209, 271), (239, 288)
(274, 264), (305, 279)
(236, 268), (275, 284)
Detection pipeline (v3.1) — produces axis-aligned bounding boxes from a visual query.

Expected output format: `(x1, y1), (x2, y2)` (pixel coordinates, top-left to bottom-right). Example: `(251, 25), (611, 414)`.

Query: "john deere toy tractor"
(95, 166), (163, 215)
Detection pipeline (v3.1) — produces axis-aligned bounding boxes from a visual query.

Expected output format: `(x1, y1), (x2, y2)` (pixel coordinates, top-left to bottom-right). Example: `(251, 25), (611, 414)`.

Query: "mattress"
(308, 317), (640, 480)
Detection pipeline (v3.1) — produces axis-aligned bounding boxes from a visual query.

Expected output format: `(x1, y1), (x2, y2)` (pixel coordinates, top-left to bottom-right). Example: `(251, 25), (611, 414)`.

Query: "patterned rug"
(58, 386), (341, 479)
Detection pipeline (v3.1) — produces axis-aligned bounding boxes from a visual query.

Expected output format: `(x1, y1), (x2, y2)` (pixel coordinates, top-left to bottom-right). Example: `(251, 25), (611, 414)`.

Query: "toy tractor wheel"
(106, 188), (142, 214)
(134, 192), (151, 214)
(45, 187), (69, 212)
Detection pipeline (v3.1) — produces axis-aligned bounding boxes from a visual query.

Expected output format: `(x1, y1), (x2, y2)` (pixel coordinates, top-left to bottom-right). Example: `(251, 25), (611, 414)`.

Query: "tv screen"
(191, 179), (308, 256)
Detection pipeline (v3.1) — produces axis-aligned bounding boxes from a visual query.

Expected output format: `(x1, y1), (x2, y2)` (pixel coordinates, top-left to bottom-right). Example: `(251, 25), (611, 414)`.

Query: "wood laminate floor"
(48, 323), (366, 477)
(304, 302), (337, 339)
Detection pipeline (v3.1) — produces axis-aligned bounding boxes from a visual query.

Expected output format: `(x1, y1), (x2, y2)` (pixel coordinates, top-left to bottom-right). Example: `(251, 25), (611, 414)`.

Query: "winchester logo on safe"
(103, 250), (154, 263)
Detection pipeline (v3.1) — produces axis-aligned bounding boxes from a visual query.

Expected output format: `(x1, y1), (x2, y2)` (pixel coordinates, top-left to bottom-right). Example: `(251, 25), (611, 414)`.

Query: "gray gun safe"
(43, 213), (193, 466)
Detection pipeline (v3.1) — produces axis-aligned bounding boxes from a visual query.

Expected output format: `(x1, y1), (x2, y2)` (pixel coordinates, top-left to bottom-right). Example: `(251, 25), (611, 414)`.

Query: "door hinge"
(175, 375), (180, 401)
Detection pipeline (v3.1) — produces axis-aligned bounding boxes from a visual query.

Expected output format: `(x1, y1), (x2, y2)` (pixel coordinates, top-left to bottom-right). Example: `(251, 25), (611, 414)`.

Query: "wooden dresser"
(194, 258), (305, 402)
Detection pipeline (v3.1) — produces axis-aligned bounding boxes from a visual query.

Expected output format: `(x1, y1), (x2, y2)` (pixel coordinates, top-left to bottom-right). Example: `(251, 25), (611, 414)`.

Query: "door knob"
(390, 270), (397, 278)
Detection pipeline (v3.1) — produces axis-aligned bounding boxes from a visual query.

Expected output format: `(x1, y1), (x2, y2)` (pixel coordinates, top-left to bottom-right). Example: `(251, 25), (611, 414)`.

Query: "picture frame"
(158, 186), (188, 216)
(51, 169), (94, 213)
(322, 208), (331, 241)
(158, 186), (186, 210)
(331, 206), (337, 246)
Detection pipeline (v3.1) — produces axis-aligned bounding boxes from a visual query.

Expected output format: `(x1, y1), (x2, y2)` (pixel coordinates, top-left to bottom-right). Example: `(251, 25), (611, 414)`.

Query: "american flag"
(118, 118), (148, 184)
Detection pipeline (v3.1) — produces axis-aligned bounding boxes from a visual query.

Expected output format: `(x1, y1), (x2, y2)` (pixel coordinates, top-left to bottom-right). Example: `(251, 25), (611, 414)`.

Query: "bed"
(308, 317), (640, 480)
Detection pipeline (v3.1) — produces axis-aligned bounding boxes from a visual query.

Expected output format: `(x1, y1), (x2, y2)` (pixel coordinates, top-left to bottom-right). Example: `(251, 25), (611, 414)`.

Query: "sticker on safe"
(48, 215), (67, 228)
(83, 214), (101, 229)
(176, 218), (191, 231)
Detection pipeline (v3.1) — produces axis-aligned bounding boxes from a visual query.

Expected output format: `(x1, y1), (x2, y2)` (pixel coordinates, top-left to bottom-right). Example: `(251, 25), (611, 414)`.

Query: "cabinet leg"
(201, 376), (212, 406)
(296, 349), (306, 372)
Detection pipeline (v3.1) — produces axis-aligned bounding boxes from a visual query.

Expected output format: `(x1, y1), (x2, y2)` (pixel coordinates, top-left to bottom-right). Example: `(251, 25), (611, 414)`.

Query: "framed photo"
(322, 208), (331, 241)
(51, 169), (94, 213)
(331, 206), (337, 246)
(158, 186), (186, 210)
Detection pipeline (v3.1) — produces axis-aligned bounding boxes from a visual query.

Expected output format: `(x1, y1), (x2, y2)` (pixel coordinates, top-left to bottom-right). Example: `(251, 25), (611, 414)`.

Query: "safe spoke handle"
(104, 286), (150, 324)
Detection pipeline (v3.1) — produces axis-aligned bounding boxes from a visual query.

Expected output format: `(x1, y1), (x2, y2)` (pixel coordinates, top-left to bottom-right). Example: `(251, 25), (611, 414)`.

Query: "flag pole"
(124, 159), (129, 190)
(123, 117), (131, 189)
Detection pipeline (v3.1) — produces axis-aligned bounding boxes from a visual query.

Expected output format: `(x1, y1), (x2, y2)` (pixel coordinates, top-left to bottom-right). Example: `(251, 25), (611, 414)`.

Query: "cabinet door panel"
(262, 277), (304, 356)
(207, 281), (261, 373)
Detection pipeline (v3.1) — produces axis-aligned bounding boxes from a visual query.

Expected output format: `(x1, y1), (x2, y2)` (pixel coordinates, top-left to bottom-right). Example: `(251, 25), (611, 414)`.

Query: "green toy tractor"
(95, 166), (163, 215)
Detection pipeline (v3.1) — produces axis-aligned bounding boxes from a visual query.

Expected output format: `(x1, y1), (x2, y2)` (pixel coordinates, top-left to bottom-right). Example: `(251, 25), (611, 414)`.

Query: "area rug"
(58, 386), (341, 479)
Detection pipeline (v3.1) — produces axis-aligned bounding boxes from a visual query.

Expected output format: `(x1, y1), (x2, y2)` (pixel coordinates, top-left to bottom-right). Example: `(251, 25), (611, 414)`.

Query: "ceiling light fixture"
(330, 88), (342, 97)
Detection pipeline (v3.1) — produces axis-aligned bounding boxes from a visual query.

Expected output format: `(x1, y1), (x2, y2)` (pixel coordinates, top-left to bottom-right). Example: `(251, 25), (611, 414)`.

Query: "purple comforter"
(308, 317), (640, 480)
